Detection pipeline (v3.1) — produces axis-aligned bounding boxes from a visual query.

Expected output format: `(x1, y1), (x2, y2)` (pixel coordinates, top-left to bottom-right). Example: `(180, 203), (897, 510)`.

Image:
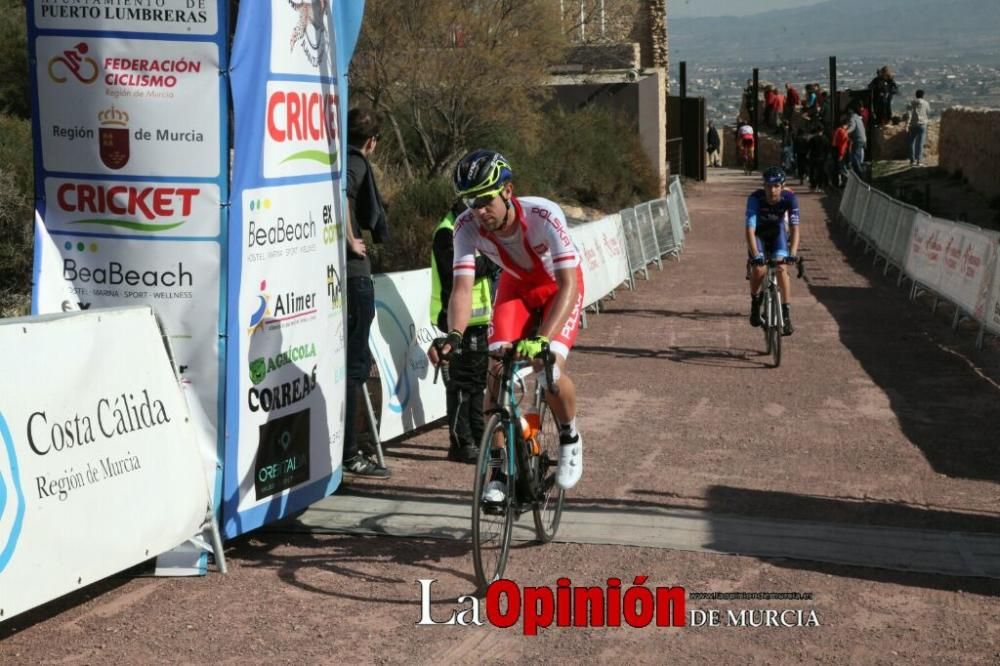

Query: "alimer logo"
(248, 280), (317, 335)
(0, 410), (26, 573)
(248, 280), (272, 336)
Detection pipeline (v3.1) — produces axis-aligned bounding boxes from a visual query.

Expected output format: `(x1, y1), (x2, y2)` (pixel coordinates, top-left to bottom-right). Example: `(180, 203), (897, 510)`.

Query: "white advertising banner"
(570, 215), (629, 307)
(32, 0), (219, 35)
(262, 79), (341, 180)
(986, 258), (1000, 335)
(232, 182), (344, 517)
(370, 270), (446, 441)
(936, 225), (997, 318)
(904, 211), (945, 290)
(0, 307), (209, 621)
(35, 36), (221, 177)
(42, 177), (221, 238)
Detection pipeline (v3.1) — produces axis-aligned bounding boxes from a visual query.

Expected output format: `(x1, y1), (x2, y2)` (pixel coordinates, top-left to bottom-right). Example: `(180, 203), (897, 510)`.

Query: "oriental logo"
(98, 106), (130, 170)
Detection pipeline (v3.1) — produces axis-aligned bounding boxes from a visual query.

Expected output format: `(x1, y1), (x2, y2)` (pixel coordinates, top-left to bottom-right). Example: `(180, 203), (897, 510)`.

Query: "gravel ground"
(2, 170), (998, 664)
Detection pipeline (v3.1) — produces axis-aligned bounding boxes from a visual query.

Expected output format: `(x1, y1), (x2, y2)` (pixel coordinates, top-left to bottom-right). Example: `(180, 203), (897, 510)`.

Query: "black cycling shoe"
(749, 294), (763, 327)
(782, 307), (794, 336)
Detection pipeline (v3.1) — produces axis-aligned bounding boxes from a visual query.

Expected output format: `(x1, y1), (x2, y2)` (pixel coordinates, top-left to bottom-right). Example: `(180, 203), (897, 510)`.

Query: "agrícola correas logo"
(0, 410), (26, 573)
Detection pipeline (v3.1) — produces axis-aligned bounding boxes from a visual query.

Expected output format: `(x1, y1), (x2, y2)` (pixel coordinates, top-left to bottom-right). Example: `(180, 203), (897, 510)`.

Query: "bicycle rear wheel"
(531, 398), (565, 543)
(472, 413), (514, 591)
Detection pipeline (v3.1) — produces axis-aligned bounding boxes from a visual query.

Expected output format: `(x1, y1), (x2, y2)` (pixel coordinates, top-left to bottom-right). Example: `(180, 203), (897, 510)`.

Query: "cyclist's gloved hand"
(751, 254), (766, 266)
(515, 335), (549, 359)
(784, 254), (798, 264)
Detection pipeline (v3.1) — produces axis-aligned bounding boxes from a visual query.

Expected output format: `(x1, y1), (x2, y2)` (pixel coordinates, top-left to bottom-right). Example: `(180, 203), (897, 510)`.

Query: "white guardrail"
(367, 177), (691, 441)
(840, 171), (1000, 348)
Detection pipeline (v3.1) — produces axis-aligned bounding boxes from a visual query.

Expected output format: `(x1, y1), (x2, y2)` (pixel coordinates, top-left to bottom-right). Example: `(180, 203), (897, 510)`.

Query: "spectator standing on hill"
(430, 200), (498, 464)
(832, 116), (851, 187)
(846, 104), (867, 179)
(907, 89), (931, 166)
(342, 107), (392, 479)
(807, 126), (830, 192)
(802, 84), (817, 117)
(706, 121), (721, 167)
(868, 66), (899, 126)
(793, 127), (810, 185)
(784, 83), (800, 123)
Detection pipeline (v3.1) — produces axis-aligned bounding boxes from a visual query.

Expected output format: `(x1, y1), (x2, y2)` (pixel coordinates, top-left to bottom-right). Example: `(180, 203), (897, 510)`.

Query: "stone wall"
(871, 121), (939, 162)
(938, 107), (1000, 199)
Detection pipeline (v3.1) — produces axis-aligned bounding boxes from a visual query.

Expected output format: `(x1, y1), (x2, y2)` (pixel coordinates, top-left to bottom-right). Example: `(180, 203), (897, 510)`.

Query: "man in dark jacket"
(342, 107), (391, 478)
(706, 121), (721, 167)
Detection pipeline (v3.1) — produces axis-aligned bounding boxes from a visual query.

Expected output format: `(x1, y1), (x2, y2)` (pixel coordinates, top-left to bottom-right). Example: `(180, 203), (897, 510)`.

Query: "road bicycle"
(753, 256), (805, 367)
(433, 340), (565, 591)
(740, 141), (755, 175)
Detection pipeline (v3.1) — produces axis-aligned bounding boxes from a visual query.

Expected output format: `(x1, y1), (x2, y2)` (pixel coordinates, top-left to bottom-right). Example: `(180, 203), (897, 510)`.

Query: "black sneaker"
(782, 306), (794, 336)
(343, 454), (391, 479)
(447, 443), (479, 464)
(749, 294), (763, 327)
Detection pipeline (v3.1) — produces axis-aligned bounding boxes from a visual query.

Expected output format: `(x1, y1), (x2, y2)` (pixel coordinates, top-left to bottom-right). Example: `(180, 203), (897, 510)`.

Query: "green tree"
(351, 0), (566, 178)
(0, 0), (30, 119)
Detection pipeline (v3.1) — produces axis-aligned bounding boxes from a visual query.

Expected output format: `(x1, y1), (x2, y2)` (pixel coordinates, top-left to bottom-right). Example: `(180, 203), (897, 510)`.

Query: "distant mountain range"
(669, 0), (1000, 63)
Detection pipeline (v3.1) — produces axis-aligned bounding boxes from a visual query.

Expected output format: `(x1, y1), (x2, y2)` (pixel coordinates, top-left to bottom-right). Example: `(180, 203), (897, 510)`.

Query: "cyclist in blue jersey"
(746, 166), (800, 335)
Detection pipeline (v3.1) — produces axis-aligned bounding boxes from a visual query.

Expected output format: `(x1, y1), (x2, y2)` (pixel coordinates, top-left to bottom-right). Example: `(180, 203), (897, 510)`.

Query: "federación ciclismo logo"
(0, 410), (26, 573)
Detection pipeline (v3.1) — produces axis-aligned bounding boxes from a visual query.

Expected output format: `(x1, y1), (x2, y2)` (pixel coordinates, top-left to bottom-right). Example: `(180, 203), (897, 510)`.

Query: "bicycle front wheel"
(762, 291), (772, 354)
(472, 413), (514, 591)
(532, 399), (565, 543)
(770, 287), (782, 368)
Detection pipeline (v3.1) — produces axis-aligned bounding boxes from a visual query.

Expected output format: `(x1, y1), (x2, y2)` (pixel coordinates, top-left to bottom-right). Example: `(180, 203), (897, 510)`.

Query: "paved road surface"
(2, 170), (998, 664)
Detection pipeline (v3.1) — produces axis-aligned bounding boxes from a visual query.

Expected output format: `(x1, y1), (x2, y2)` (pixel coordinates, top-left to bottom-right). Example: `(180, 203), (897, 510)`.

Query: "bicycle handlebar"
(431, 338), (559, 396)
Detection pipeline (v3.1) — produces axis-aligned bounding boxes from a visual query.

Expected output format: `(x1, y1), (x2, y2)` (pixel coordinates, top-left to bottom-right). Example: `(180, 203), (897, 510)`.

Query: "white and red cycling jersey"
(453, 196), (584, 358)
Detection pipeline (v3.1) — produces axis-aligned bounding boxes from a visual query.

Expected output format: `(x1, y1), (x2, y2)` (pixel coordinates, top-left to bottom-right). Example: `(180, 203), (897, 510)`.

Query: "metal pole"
(679, 61), (687, 98)
(829, 56), (838, 128)
(752, 68), (760, 171)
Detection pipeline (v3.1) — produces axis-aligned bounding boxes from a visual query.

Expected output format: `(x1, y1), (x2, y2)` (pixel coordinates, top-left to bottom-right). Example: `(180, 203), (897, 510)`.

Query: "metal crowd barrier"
(839, 171), (1000, 349)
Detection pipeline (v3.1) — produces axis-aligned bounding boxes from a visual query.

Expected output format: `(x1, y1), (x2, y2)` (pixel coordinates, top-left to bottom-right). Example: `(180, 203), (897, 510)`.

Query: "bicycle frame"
(485, 350), (552, 509)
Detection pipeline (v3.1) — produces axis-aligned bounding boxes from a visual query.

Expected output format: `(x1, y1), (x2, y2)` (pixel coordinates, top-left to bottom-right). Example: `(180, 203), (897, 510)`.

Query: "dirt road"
(2, 170), (998, 664)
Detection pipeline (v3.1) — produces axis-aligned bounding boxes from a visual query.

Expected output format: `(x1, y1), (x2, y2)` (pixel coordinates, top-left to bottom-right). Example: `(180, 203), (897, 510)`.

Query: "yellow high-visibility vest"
(430, 213), (492, 326)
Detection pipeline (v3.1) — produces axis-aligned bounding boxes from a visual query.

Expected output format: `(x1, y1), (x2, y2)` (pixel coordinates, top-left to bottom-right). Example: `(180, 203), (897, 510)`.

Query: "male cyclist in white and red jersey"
(430, 150), (585, 502)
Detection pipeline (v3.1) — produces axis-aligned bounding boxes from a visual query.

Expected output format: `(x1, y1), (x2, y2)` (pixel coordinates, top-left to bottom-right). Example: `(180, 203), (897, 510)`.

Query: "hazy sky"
(670, 0), (827, 18)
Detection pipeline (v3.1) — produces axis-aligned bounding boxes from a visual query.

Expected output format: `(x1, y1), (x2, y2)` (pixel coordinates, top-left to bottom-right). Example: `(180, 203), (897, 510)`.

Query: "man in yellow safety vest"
(430, 200), (497, 463)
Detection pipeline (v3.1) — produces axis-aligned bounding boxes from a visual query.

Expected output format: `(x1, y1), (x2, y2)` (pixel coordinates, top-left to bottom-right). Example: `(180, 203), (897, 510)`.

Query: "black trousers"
(343, 276), (375, 462)
(445, 325), (489, 450)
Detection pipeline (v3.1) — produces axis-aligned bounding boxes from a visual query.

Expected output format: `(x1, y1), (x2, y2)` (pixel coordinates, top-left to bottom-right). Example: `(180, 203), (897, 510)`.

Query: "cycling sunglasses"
(462, 184), (505, 210)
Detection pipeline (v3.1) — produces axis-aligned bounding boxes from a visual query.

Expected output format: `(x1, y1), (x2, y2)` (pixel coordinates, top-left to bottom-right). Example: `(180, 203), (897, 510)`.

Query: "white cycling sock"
(559, 418), (578, 440)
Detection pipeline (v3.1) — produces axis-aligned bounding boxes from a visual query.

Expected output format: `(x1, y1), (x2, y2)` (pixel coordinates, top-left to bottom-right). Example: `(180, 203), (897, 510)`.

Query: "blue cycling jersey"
(745, 189), (800, 230)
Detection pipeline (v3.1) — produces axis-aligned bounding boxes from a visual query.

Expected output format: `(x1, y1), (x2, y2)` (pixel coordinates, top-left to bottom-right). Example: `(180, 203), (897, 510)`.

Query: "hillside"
(669, 0), (1000, 63)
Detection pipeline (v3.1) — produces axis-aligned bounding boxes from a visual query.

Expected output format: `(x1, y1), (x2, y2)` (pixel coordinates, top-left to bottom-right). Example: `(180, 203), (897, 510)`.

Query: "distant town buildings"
(672, 56), (1000, 125)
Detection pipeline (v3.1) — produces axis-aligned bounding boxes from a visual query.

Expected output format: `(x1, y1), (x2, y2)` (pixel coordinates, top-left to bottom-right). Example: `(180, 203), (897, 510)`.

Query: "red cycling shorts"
(488, 266), (584, 359)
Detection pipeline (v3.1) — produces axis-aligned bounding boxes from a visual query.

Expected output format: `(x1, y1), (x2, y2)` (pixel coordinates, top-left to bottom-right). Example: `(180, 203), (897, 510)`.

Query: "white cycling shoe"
(556, 432), (583, 490)
(482, 480), (506, 503)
